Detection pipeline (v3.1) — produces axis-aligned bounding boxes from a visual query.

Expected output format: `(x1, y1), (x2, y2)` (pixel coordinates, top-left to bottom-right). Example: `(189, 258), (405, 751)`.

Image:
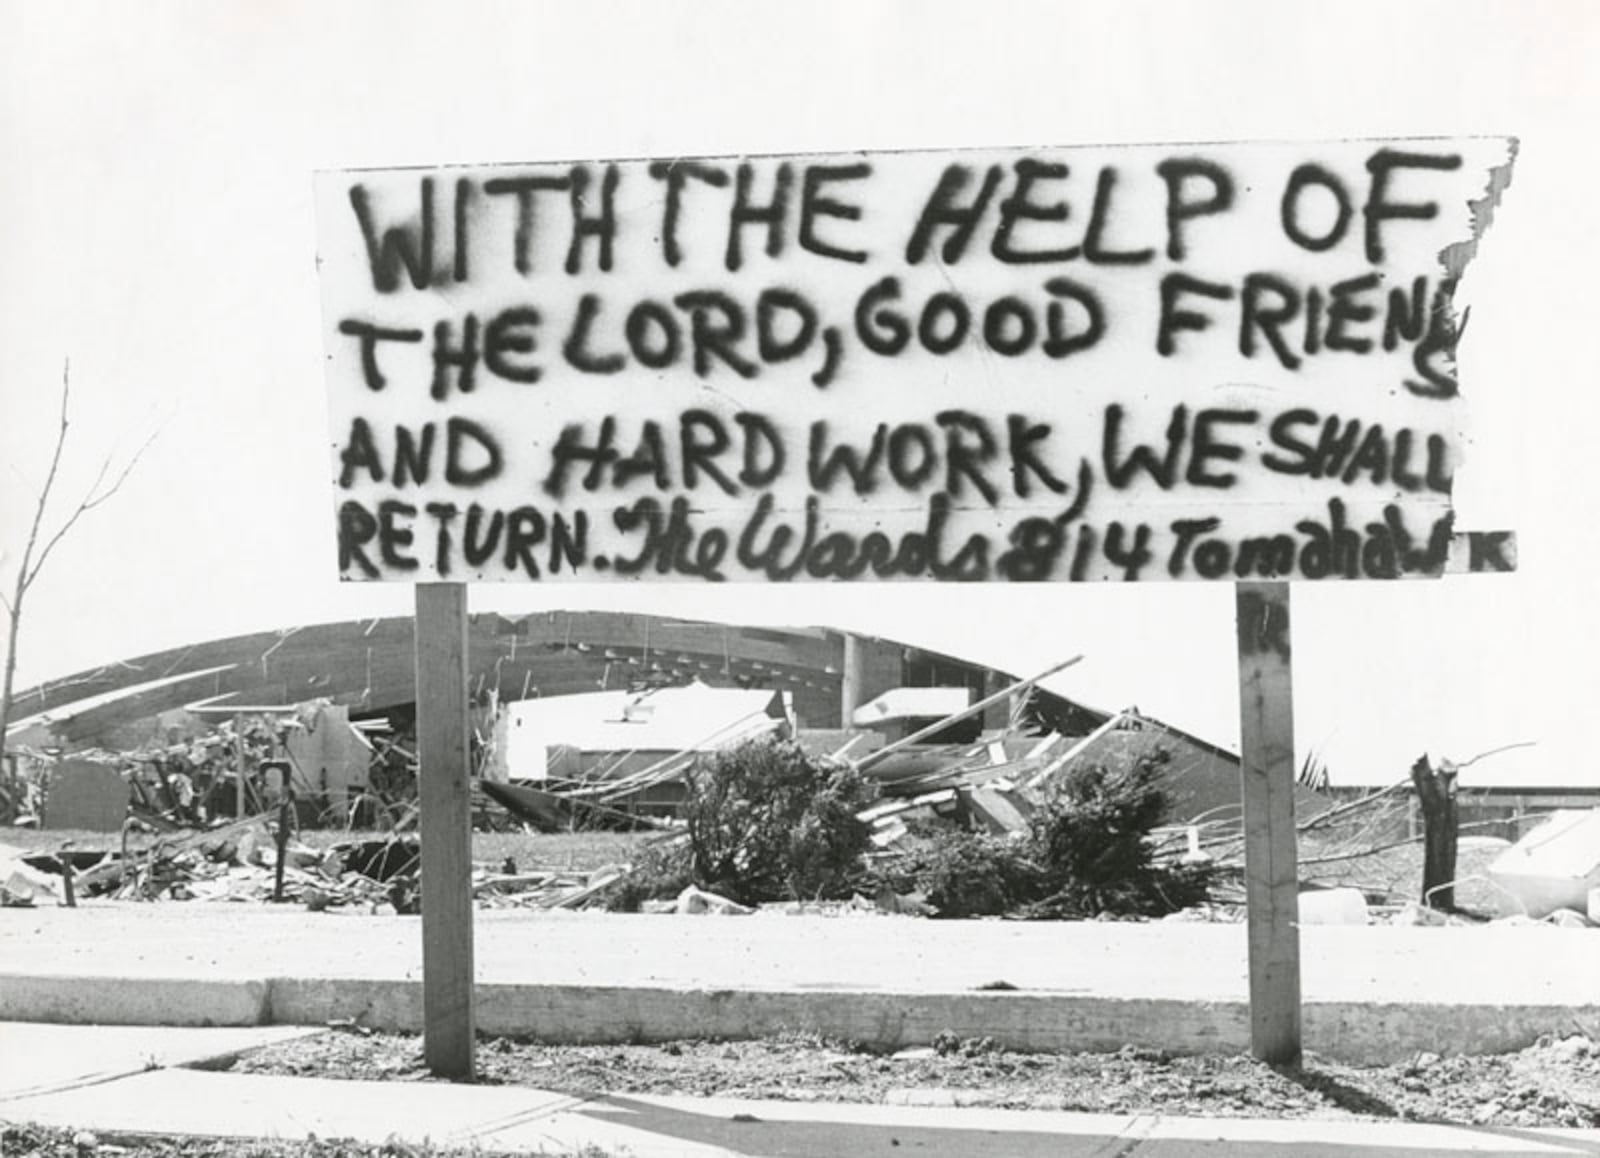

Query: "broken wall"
(283, 703), (371, 820)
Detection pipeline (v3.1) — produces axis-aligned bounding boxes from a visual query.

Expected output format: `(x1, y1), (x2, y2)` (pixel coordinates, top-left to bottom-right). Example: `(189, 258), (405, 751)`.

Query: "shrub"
(889, 830), (1038, 918)
(681, 737), (875, 905)
(870, 746), (1218, 920)
(1026, 749), (1216, 918)
(603, 839), (694, 912)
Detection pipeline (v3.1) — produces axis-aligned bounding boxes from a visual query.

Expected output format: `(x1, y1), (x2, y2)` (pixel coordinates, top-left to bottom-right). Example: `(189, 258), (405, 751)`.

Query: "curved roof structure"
(9, 610), (1106, 748)
(8, 612), (1334, 827)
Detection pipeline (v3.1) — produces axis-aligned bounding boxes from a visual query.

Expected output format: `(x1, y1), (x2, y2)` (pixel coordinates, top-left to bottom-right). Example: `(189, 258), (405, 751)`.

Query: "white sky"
(1, 0), (1595, 786)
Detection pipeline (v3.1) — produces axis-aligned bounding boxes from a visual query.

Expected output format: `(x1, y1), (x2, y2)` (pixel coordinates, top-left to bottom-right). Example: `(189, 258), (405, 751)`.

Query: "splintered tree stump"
(273, 792), (294, 903)
(1410, 754), (1460, 910)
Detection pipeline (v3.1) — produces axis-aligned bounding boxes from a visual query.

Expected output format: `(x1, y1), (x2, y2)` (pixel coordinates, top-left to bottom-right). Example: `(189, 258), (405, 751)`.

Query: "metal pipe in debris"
(853, 655), (1084, 775)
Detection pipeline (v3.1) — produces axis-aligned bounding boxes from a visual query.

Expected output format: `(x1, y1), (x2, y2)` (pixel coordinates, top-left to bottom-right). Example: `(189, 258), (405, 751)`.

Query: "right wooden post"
(1235, 580), (1302, 1066)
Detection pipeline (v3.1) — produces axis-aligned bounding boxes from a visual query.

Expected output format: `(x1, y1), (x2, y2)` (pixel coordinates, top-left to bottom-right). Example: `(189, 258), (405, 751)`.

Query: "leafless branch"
(82, 429), (157, 512)
(1453, 740), (1538, 770)
(28, 429), (158, 586)
(1298, 778), (1410, 832)
(9, 362), (75, 607)
(3, 361), (159, 750)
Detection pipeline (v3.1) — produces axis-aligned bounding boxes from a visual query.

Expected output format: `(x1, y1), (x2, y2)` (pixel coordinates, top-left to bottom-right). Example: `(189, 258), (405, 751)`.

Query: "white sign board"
(315, 139), (1515, 583)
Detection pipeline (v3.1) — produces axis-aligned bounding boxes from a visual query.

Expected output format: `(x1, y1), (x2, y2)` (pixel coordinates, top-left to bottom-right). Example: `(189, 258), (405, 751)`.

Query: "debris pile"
(1487, 810), (1600, 922)
(473, 860), (632, 910)
(5, 654), (1590, 927)
(0, 816), (646, 914)
(1174, 776), (1600, 927)
(4, 699), (417, 835)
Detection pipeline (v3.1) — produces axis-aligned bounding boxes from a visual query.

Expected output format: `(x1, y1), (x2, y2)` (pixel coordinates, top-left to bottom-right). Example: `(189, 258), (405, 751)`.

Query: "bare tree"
(0, 363), (156, 752)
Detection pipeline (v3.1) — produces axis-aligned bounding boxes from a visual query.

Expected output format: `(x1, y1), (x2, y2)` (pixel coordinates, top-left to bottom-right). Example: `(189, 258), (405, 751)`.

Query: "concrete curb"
(272, 978), (1254, 1053)
(1305, 1002), (1600, 1063)
(478, 986), (1257, 1057)
(7, 974), (1599, 1064)
(268, 976), (420, 1032)
(0, 975), (269, 1028)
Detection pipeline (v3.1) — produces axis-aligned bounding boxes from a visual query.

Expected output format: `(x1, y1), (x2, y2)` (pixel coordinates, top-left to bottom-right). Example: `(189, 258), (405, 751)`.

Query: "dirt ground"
(0, 1125), (573, 1158)
(228, 1026), (1600, 1129)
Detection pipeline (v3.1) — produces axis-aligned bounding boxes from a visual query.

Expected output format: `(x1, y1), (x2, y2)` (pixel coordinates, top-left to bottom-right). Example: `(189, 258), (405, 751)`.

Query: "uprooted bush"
(876, 748), (1217, 919)
(1022, 748), (1216, 918)
(682, 736), (875, 905)
(607, 736), (876, 910)
(603, 838), (697, 913)
(872, 823), (1039, 919)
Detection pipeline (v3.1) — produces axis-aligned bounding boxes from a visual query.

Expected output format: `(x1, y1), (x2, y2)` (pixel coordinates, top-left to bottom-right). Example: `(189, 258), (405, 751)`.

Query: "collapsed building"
(2, 610), (1299, 833)
(9, 613), (1595, 929)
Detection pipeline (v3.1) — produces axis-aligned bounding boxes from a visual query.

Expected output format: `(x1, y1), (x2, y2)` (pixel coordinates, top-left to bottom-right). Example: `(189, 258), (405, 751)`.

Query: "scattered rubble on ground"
(229, 1027), (1600, 1129)
(1488, 809), (1600, 921)
(0, 1124), (518, 1158)
(0, 820), (652, 914)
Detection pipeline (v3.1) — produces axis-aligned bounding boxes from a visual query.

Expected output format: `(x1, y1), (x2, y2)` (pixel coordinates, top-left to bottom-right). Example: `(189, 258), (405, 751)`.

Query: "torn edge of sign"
(1441, 136), (1519, 281)
(1432, 138), (1519, 386)
(1440, 137), (1519, 575)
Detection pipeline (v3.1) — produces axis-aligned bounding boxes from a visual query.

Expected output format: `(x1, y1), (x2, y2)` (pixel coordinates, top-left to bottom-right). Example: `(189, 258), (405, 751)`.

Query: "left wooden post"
(415, 582), (475, 1079)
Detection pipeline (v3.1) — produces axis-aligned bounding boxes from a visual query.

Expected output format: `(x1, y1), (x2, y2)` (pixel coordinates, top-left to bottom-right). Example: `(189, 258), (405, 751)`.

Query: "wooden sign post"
(313, 139), (1518, 1078)
(414, 582), (475, 1079)
(1234, 581), (1301, 1064)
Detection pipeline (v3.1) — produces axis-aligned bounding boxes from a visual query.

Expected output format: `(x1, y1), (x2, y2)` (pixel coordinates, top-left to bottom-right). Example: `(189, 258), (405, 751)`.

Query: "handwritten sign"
(315, 139), (1515, 582)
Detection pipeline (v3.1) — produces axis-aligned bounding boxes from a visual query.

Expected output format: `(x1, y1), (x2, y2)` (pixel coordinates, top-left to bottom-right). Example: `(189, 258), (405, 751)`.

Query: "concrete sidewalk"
(3, 1024), (1599, 1157)
(2, 903), (1597, 1062)
(0, 1022), (321, 1100)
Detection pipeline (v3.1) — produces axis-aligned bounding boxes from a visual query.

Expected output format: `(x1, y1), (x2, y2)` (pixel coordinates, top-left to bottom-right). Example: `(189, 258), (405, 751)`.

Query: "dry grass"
(0, 827), (158, 855)
(0, 825), (653, 873)
(1297, 827), (1512, 913)
(296, 829), (653, 873)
